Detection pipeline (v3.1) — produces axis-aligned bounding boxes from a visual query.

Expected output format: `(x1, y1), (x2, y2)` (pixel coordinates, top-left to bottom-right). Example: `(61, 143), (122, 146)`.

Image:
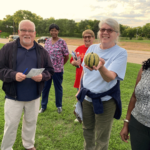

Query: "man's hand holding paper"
(26, 68), (45, 78)
(31, 74), (42, 82)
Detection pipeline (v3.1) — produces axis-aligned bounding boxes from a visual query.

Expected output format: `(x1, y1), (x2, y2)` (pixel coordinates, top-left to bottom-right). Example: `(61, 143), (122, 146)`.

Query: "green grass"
(0, 43), (4, 49)
(0, 32), (10, 38)
(37, 36), (150, 44)
(120, 39), (150, 43)
(54, 37), (150, 44)
(0, 54), (141, 150)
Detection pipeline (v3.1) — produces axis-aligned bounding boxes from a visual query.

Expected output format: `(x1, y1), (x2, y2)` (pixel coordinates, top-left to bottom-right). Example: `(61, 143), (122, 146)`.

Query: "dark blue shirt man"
(0, 20), (54, 150)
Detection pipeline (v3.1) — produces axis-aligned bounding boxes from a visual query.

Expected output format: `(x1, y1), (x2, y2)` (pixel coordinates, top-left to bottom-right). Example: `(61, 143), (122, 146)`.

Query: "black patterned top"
(132, 68), (150, 127)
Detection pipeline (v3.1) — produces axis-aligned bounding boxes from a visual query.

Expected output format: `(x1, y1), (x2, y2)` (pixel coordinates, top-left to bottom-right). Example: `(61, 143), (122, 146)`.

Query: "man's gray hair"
(18, 20), (35, 31)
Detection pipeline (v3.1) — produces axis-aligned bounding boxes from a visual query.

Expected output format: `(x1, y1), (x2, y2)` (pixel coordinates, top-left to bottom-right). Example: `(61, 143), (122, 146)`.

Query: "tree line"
(0, 10), (150, 39)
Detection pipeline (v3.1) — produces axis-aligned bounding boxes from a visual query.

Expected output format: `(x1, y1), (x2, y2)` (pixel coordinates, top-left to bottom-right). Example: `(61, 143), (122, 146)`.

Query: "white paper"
(26, 68), (45, 78)
(75, 101), (83, 121)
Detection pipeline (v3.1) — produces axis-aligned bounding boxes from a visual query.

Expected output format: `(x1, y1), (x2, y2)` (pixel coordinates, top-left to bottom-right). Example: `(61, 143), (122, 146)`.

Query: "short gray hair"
(98, 18), (120, 43)
(99, 18), (120, 34)
(18, 20), (35, 31)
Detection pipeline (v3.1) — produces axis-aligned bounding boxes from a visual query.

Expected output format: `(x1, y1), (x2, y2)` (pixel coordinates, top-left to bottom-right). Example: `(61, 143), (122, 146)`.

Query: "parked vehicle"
(37, 37), (49, 44)
(9, 35), (19, 42)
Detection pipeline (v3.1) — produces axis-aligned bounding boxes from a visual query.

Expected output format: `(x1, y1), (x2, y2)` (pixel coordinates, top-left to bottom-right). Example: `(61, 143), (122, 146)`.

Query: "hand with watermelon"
(93, 57), (105, 70)
(84, 52), (105, 71)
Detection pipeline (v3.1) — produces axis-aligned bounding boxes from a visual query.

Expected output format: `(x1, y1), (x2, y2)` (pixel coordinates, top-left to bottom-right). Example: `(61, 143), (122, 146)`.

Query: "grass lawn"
(0, 43), (4, 49)
(0, 53), (141, 150)
(120, 39), (150, 43)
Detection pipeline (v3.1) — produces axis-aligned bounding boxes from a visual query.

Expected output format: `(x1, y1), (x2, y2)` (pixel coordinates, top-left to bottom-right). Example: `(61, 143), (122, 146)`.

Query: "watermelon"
(84, 52), (99, 68)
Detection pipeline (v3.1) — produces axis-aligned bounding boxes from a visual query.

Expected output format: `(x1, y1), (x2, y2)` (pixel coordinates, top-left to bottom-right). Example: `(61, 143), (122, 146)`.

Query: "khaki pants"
(82, 98), (116, 150)
(1, 97), (40, 150)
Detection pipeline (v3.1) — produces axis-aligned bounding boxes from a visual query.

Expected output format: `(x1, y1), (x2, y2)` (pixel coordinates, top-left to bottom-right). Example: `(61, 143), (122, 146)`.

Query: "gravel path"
(1, 38), (149, 65)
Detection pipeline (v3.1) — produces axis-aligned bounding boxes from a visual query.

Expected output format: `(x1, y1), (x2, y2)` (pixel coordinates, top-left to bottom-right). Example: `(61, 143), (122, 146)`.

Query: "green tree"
(55, 19), (68, 36)
(75, 19), (100, 38)
(78, 20), (92, 33)
(142, 23), (150, 38)
(126, 27), (136, 40)
(120, 24), (126, 36)
(36, 17), (56, 36)
(1, 15), (14, 34)
(120, 25), (129, 37)
(13, 10), (42, 30)
(134, 27), (143, 39)
(91, 20), (99, 39)
(54, 19), (76, 37)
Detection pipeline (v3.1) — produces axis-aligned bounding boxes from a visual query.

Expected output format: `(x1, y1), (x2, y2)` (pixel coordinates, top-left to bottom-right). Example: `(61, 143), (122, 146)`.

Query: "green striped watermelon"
(84, 52), (99, 68)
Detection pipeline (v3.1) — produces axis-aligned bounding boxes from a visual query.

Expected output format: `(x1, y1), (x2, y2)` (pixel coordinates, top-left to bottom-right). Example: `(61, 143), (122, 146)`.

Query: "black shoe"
(39, 108), (46, 113)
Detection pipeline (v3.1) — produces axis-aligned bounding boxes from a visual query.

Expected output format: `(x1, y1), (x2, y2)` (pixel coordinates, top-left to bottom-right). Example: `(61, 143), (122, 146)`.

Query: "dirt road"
(1, 38), (149, 65)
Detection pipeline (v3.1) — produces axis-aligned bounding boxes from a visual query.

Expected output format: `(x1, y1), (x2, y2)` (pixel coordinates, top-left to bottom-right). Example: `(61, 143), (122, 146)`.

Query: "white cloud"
(89, 0), (150, 26)
(0, 0), (150, 27)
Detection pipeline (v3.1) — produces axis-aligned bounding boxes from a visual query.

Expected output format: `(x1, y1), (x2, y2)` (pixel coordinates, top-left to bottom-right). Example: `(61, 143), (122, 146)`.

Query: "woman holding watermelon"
(76, 18), (127, 150)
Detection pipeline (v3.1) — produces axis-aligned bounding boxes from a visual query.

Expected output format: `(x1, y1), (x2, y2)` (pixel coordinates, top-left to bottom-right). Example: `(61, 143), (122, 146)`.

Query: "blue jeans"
(41, 72), (63, 109)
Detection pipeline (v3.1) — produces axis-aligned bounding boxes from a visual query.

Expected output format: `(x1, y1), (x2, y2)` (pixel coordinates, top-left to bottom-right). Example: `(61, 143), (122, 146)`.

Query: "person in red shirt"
(70, 29), (95, 89)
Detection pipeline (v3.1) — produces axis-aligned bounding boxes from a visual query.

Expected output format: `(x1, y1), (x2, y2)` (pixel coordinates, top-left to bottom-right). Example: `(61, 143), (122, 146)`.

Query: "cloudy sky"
(1, 0), (150, 27)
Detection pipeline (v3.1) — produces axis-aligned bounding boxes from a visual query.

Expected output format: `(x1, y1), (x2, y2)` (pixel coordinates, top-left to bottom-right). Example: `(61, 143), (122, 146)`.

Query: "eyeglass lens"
(20, 29), (34, 33)
(100, 28), (114, 33)
(83, 36), (92, 39)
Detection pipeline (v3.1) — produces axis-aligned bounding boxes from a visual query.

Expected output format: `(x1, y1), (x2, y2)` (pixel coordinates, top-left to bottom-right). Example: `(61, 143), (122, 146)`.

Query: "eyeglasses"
(20, 29), (35, 33)
(83, 36), (92, 39)
(100, 28), (117, 33)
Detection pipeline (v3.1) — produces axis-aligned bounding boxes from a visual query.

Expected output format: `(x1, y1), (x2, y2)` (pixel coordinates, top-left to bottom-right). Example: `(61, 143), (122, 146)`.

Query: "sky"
(1, 0), (150, 27)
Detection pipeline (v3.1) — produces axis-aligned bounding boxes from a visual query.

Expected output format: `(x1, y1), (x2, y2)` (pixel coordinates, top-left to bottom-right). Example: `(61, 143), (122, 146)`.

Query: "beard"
(22, 36), (32, 45)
